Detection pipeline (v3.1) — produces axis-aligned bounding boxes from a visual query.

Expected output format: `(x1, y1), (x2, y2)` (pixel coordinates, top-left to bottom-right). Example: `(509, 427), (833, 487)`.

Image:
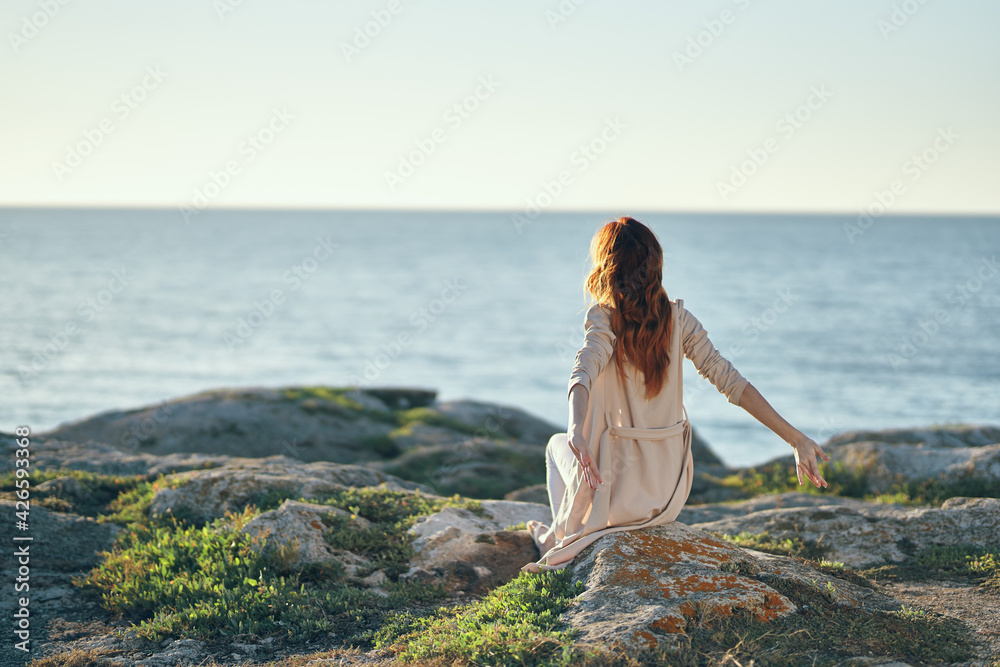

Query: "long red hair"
(584, 217), (672, 399)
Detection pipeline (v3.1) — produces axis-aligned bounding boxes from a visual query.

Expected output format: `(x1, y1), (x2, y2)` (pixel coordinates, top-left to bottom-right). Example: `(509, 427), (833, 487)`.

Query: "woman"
(523, 218), (830, 572)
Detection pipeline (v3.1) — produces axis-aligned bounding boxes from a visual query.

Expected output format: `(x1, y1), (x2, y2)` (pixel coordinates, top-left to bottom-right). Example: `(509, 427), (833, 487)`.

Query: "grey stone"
(407, 500), (551, 592)
(239, 499), (372, 570)
(690, 497), (1000, 568)
(148, 458), (426, 524)
(0, 500), (119, 571)
(562, 522), (900, 649)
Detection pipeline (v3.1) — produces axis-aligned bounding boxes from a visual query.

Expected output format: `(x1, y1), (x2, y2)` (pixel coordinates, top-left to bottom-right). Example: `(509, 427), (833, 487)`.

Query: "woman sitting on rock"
(523, 217), (830, 572)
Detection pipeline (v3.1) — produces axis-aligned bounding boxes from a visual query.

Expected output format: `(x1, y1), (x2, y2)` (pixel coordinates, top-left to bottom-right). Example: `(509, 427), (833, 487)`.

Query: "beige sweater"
(524, 298), (749, 571)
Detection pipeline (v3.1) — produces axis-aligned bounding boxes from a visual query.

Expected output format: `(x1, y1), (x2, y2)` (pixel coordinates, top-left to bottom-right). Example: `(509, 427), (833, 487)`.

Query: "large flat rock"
(40, 387), (400, 464)
(562, 522), (899, 649)
(149, 458), (427, 524)
(690, 497), (1000, 567)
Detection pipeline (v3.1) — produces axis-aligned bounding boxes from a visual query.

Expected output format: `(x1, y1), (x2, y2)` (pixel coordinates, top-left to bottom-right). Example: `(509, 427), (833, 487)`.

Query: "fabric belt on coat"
(608, 407), (690, 440)
(608, 420), (687, 440)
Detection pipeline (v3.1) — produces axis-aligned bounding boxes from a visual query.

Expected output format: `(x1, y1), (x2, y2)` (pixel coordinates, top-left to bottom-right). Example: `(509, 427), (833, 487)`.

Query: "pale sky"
(2, 0), (998, 213)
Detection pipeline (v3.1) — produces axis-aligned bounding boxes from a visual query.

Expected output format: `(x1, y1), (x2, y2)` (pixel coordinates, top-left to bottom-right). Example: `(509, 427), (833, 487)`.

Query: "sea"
(1, 210), (997, 467)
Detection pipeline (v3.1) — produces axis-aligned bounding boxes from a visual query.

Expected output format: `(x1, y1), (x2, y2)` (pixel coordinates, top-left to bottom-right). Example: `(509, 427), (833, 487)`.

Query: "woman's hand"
(567, 431), (603, 490)
(736, 384), (831, 489)
(789, 434), (830, 488)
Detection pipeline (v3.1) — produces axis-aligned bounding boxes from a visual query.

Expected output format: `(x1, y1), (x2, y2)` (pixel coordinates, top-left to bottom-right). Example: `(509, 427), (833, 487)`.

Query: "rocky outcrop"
(405, 500), (552, 593)
(677, 491), (890, 525)
(36, 388), (569, 475)
(148, 458), (426, 524)
(13, 393), (1000, 666)
(562, 522), (899, 649)
(823, 440), (1000, 492)
(690, 496), (1000, 568)
(756, 424), (1000, 494)
(16, 437), (236, 477)
(433, 399), (563, 445)
(824, 424), (1000, 449)
(505, 484), (549, 504)
(40, 387), (402, 463)
(373, 440), (546, 499)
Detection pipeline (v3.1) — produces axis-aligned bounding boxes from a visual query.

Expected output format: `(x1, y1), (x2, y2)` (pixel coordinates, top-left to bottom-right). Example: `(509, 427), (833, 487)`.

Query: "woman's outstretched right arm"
(680, 303), (829, 488)
(737, 383), (830, 488)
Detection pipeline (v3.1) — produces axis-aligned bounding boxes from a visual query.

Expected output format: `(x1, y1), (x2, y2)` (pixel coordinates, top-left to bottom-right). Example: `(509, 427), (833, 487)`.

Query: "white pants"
(545, 433), (577, 523)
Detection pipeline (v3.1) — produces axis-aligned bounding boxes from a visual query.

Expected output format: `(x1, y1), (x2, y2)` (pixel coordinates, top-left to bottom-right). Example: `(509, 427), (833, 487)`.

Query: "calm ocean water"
(1, 210), (997, 466)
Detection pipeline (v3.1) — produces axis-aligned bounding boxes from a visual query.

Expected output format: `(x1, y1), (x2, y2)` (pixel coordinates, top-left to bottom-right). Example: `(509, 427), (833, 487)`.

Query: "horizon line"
(1, 204), (999, 219)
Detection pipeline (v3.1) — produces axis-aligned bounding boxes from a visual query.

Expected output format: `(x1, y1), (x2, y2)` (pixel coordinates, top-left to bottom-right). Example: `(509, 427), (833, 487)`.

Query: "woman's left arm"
(737, 383), (831, 488)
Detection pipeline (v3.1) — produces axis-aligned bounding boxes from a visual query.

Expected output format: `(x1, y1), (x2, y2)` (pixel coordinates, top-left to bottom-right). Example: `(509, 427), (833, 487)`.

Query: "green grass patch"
(713, 530), (827, 561)
(360, 434), (400, 458)
(396, 406), (486, 437)
(283, 387), (488, 435)
(713, 532), (878, 591)
(282, 386), (390, 423)
(283, 386), (365, 410)
(282, 386), (516, 461)
(0, 468), (148, 517)
(711, 460), (870, 500)
(75, 506), (445, 642)
(381, 443), (545, 499)
(883, 476), (1000, 505)
(862, 542), (1000, 590)
(667, 576), (975, 666)
(308, 486), (485, 578)
(712, 459), (1000, 506)
(75, 482), (486, 644)
(378, 569), (585, 666)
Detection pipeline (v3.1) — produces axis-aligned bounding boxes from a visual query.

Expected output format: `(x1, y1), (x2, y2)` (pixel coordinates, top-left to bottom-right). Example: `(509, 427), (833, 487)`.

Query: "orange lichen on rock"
(650, 614), (687, 634)
(562, 522), (807, 648)
(562, 522), (893, 649)
(621, 526), (735, 566)
(631, 629), (660, 649)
